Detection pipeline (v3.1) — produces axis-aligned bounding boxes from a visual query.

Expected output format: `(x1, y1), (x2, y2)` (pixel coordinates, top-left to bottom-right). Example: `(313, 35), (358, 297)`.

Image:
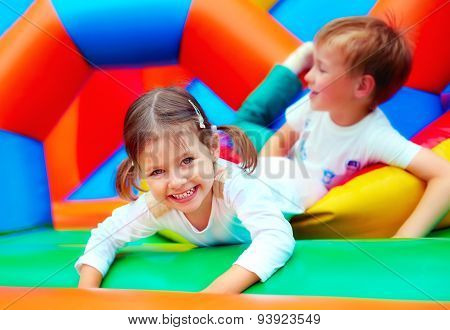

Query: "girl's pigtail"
(217, 125), (257, 173)
(115, 158), (144, 201)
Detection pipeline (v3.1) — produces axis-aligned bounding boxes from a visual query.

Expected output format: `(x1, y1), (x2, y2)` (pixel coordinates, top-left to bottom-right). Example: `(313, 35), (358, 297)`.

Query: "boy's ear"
(355, 74), (375, 99)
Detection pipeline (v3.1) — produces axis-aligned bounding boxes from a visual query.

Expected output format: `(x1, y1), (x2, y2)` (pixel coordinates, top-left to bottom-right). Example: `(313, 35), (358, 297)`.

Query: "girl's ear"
(355, 74), (375, 99)
(211, 133), (220, 160)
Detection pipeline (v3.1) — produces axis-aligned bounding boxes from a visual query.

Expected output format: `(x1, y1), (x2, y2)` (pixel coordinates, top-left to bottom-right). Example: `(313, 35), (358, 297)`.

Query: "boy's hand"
(393, 148), (450, 238)
(259, 122), (300, 157)
(282, 41), (314, 74)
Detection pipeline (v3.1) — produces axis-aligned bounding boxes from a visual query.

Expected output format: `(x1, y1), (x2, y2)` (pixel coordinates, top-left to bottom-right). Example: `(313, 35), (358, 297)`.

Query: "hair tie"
(188, 99), (206, 129)
(211, 125), (218, 133)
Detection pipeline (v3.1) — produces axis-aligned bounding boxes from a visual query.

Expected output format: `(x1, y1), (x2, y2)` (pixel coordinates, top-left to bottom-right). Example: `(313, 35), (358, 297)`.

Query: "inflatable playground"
(0, 0), (449, 309)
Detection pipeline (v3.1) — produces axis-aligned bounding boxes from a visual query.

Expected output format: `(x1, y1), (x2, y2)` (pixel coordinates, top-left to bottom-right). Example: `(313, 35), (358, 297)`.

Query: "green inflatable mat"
(0, 227), (449, 301)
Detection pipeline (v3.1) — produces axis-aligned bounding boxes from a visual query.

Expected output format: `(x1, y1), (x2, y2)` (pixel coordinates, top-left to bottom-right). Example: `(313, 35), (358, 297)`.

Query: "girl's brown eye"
(181, 157), (194, 165)
(150, 169), (164, 176)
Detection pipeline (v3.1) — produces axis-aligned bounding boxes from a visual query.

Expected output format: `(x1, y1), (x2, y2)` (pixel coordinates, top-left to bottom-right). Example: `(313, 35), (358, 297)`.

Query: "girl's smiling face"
(142, 131), (219, 220)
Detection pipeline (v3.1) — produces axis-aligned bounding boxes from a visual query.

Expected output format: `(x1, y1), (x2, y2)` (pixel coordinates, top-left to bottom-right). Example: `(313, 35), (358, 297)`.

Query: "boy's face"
(305, 43), (360, 112)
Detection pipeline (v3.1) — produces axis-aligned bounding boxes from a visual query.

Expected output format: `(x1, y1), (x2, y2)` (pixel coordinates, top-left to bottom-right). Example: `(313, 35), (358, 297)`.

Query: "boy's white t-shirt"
(256, 94), (422, 213)
(75, 159), (295, 283)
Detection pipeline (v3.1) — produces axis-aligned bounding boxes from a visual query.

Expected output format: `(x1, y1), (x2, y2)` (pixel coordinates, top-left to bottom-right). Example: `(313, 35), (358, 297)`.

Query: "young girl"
(75, 87), (295, 293)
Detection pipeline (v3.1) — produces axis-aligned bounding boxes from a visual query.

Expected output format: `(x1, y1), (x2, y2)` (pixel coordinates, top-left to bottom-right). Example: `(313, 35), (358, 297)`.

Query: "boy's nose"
(304, 67), (314, 86)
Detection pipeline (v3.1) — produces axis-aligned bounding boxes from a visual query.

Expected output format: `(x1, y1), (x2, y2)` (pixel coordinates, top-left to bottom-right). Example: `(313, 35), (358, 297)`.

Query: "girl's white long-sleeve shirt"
(75, 159), (295, 282)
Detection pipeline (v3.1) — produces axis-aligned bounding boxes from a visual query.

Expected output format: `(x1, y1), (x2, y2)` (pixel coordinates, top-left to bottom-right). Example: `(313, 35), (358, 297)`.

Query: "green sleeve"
(234, 64), (302, 150)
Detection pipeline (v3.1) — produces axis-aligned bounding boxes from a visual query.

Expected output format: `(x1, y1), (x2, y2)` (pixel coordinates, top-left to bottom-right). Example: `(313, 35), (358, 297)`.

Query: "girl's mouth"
(168, 185), (199, 203)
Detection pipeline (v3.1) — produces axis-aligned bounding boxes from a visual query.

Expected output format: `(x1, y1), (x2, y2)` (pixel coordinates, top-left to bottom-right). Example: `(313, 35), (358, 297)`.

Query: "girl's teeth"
(172, 187), (195, 199)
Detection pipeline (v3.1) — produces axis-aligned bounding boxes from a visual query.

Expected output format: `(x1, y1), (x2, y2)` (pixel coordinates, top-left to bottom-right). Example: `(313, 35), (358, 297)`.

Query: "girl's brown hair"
(116, 87), (257, 201)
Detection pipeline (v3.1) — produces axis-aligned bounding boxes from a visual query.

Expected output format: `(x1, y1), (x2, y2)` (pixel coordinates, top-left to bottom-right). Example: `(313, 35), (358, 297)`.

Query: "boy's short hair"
(315, 16), (412, 105)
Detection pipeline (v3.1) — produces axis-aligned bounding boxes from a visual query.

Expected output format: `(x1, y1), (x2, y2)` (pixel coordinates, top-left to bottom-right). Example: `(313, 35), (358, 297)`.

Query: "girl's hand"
(201, 265), (260, 294)
(78, 264), (103, 288)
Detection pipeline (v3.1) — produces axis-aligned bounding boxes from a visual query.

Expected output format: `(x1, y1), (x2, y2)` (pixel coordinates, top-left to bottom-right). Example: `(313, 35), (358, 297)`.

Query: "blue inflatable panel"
(0, 0), (33, 37)
(187, 79), (237, 126)
(68, 147), (127, 200)
(51, 0), (192, 67)
(379, 87), (443, 139)
(443, 84), (450, 94)
(441, 84), (450, 111)
(270, 0), (377, 41)
(0, 130), (51, 232)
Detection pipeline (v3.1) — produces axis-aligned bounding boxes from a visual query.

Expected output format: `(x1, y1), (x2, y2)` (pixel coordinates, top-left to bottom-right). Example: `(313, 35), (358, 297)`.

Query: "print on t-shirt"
(298, 131), (309, 161)
(346, 160), (361, 172)
(322, 169), (336, 186)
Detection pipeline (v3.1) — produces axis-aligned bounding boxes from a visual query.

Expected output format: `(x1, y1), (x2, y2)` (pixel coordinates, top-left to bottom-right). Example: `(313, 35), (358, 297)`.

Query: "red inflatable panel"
(411, 111), (450, 147)
(44, 69), (144, 200)
(180, 0), (300, 110)
(44, 99), (81, 201)
(370, 0), (450, 94)
(142, 64), (194, 90)
(0, 0), (91, 141)
(77, 69), (144, 180)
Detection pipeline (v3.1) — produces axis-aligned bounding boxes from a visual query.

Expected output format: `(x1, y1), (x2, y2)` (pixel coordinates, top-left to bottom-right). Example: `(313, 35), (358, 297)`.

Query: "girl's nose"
(168, 174), (188, 190)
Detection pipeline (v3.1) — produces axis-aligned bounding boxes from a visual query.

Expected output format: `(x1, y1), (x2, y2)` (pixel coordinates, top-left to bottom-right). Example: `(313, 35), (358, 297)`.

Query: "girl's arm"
(206, 171), (296, 294)
(76, 195), (157, 287)
(78, 264), (103, 288)
(393, 148), (450, 238)
(202, 265), (260, 294)
(259, 122), (299, 157)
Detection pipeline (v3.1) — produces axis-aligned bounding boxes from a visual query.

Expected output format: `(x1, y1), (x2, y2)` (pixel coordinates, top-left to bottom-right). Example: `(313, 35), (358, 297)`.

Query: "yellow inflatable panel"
(291, 139), (450, 238)
(158, 229), (194, 244)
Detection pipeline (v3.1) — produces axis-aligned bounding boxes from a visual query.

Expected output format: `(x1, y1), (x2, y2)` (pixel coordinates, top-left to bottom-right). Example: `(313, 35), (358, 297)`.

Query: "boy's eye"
(313, 61), (326, 73)
(181, 157), (194, 165)
(150, 169), (164, 176)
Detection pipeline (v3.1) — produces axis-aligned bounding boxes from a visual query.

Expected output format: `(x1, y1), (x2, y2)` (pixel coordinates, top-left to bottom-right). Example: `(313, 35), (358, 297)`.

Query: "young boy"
(235, 16), (450, 238)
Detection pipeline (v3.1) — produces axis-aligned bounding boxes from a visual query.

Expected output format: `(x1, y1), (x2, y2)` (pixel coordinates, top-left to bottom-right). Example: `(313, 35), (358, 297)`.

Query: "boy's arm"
(259, 122), (299, 157)
(393, 148), (450, 238)
(202, 265), (260, 294)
